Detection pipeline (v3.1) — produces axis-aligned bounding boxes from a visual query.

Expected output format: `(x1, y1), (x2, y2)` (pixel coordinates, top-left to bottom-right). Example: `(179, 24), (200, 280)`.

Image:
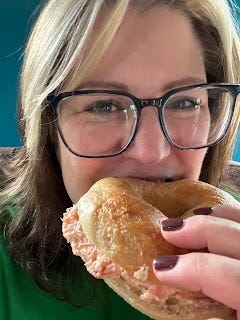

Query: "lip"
(111, 167), (184, 182)
(117, 176), (177, 183)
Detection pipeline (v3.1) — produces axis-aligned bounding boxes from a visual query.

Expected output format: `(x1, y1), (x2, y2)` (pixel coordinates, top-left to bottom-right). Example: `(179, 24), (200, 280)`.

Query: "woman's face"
(57, 6), (208, 203)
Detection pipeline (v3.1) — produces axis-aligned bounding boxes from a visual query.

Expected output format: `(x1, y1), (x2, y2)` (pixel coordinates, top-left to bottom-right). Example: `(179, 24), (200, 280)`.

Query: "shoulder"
(224, 160), (240, 186)
(0, 147), (20, 191)
(221, 160), (240, 195)
(0, 147), (19, 176)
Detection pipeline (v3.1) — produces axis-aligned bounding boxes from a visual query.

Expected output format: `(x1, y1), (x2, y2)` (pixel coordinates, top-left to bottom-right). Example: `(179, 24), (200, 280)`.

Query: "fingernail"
(153, 255), (179, 271)
(161, 218), (184, 231)
(193, 207), (213, 215)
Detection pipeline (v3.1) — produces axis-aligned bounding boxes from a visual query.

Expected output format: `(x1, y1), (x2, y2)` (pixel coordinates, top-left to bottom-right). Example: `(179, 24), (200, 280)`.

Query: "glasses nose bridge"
(139, 98), (162, 109)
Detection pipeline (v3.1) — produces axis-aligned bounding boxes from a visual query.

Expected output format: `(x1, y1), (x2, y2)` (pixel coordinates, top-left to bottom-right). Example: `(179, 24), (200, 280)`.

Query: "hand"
(152, 202), (240, 319)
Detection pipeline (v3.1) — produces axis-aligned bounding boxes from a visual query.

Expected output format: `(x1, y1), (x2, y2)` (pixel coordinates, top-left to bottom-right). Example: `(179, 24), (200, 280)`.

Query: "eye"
(86, 100), (120, 114)
(167, 97), (201, 110)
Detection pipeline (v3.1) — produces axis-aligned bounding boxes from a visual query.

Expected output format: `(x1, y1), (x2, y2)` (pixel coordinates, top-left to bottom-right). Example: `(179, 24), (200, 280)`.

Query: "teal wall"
(0, 1), (239, 160)
(0, 0), (40, 147)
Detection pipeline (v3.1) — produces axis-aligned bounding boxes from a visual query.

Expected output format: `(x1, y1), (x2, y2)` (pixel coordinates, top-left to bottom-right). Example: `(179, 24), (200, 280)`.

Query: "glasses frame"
(47, 83), (240, 158)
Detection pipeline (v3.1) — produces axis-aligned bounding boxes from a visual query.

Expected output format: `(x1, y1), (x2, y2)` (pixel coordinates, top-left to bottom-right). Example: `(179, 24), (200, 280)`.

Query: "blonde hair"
(21, 0), (129, 157)
(1, 0), (240, 301)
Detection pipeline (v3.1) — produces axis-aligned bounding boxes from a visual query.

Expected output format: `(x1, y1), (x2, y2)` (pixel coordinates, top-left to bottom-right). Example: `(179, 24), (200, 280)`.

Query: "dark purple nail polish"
(193, 207), (213, 215)
(153, 255), (179, 271)
(161, 218), (184, 231)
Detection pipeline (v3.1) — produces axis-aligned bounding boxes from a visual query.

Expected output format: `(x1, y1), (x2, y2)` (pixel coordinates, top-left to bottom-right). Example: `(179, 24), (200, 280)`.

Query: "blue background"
(0, 0), (239, 160)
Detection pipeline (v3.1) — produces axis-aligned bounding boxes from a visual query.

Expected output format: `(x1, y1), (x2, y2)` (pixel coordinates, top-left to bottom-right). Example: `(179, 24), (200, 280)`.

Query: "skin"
(154, 205), (240, 319)
(57, 6), (240, 319)
(58, 7), (207, 202)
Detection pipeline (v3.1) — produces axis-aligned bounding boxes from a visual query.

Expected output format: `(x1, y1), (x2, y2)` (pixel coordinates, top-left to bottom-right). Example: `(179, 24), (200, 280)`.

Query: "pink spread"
(62, 206), (213, 305)
(62, 206), (122, 279)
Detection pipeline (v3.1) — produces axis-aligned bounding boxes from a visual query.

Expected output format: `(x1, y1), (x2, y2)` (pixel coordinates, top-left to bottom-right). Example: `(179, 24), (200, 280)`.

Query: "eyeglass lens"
(57, 93), (138, 156)
(163, 87), (232, 148)
(56, 87), (233, 156)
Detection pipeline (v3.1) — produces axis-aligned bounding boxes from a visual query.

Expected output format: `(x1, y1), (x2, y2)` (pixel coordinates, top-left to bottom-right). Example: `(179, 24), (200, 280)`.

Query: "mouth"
(161, 178), (173, 183)
(126, 176), (175, 183)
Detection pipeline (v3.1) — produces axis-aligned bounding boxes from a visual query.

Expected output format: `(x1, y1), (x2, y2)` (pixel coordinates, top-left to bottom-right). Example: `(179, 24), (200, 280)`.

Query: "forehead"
(76, 6), (206, 95)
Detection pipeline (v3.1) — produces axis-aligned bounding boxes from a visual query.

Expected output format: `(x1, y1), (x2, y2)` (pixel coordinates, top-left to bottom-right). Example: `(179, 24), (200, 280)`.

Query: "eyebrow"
(79, 76), (206, 94)
(79, 80), (129, 91)
(161, 77), (207, 92)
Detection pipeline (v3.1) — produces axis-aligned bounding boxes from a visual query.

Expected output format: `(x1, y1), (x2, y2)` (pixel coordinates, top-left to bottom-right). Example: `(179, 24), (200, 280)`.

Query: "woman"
(0, 0), (240, 319)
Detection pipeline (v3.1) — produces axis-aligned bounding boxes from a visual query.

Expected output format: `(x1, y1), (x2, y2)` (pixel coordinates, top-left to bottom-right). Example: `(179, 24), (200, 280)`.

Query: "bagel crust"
(62, 177), (237, 320)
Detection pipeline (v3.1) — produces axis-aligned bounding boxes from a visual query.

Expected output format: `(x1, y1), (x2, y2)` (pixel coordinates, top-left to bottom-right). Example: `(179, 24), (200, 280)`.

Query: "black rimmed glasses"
(47, 83), (240, 158)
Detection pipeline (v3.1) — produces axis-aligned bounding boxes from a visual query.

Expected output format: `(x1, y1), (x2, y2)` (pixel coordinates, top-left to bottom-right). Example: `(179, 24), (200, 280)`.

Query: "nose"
(123, 107), (171, 164)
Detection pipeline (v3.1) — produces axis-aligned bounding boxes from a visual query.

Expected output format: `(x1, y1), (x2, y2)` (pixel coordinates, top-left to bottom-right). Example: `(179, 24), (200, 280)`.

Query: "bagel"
(62, 177), (237, 320)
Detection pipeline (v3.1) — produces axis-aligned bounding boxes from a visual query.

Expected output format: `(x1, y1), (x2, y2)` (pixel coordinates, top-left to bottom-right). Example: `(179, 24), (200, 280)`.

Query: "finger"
(211, 204), (240, 224)
(161, 215), (240, 259)
(153, 252), (240, 310)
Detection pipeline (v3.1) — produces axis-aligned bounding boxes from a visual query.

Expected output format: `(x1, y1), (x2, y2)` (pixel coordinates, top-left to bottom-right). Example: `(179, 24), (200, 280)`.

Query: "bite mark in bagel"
(62, 177), (237, 320)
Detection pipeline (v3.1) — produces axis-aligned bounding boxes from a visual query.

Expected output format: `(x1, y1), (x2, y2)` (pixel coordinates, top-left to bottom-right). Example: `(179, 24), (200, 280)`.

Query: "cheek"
(57, 140), (111, 203)
(179, 148), (207, 180)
